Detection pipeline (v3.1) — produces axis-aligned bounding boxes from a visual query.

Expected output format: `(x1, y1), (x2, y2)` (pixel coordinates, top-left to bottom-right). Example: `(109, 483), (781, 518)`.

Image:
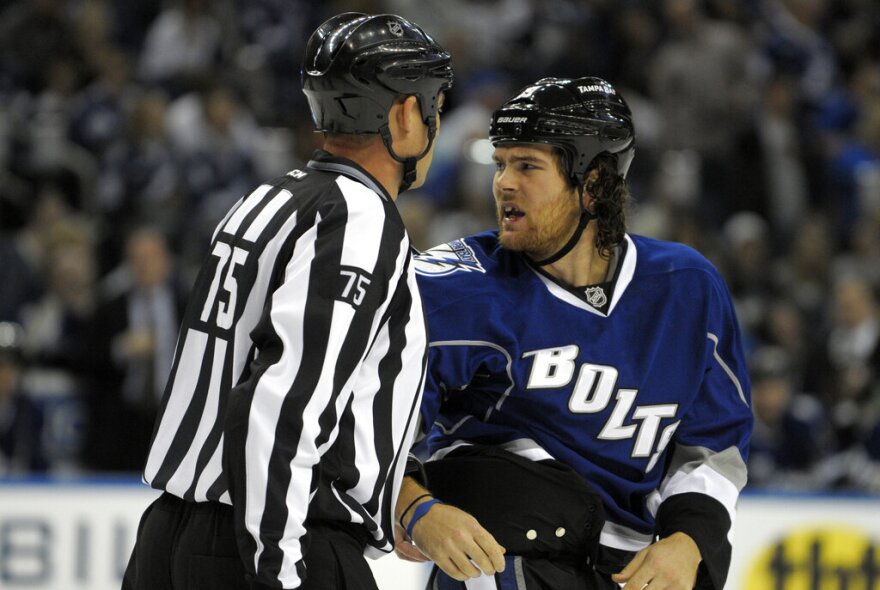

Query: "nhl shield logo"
(387, 20), (404, 37)
(584, 286), (607, 308)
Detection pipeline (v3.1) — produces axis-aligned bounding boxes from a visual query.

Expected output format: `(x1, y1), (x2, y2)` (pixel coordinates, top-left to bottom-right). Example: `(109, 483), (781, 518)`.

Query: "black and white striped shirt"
(142, 151), (428, 589)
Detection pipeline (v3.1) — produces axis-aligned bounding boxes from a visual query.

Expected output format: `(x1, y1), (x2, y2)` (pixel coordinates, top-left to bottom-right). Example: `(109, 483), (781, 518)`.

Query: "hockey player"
(395, 77), (753, 589)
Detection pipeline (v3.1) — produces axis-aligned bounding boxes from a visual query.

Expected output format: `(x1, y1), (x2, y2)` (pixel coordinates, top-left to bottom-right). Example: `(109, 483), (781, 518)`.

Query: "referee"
(122, 13), (452, 590)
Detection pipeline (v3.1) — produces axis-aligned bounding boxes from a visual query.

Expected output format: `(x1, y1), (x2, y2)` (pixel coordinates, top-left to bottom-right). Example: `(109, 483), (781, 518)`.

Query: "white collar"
(529, 234), (637, 317)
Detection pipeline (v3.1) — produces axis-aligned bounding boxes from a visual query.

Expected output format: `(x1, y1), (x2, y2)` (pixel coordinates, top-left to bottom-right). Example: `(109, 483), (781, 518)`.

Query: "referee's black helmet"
(301, 12), (453, 135)
(489, 77), (635, 185)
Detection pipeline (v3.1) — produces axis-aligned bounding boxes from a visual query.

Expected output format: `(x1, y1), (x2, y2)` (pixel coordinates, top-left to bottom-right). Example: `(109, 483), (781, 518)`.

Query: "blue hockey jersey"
(413, 231), (752, 557)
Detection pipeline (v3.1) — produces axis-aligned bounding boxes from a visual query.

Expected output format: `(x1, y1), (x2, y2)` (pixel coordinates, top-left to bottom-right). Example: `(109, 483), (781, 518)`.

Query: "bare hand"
(394, 524), (429, 562)
(611, 532), (701, 589)
(409, 503), (506, 581)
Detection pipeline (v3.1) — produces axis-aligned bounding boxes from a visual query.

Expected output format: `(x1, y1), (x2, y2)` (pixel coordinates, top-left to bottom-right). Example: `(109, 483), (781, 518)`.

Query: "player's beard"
(497, 189), (581, 260)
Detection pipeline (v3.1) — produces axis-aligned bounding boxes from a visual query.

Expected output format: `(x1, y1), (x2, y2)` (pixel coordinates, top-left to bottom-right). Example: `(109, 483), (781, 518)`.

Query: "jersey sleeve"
(651, 269), (753, 590)
(418, 285), (483, 436)
(223, 186), (406, 589)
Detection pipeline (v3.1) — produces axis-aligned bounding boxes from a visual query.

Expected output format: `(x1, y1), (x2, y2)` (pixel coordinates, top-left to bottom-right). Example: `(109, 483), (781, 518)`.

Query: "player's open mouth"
(503, 206), (525, 221)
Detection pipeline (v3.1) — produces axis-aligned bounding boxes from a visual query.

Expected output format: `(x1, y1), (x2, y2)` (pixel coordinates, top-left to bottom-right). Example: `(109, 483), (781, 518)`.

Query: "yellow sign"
(745, 526), (879, 589)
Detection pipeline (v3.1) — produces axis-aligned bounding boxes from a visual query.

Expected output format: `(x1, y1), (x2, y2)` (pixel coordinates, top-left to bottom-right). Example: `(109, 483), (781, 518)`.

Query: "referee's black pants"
(123, 492), (379, 590)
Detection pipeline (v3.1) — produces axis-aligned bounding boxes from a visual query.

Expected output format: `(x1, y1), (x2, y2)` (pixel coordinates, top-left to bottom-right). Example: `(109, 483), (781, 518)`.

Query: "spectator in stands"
(0, 229), (43, 323)
(721, 212), (774, 346)
(16, 217), (96, 472)
(609, 4), (662, 94)
(231, 0), (320, 125)
(6, 55), (95, 212)
(95, 89), (179, 265)
(18, 216), (96, 373)
(85, 228), (186, 471)
(759, 0), (837, 108)
(385, 0), (534, 82)
(0, 188), (74, 323)
(138, 0), (222, 94)
(0, 0), (81, 93)
(747, 346), (835, 489)
(68, 48), (135, 159)
(167, 81), (259, 265)
(818, 58), (880, 244)
(757, 297), (812, 386)
(648, 0), (758, 223)
(808, 274), (880, 450)
(733, 74), (812, 243)
(834, 216), (880, 291)
(0, 322), (46, 474)
(775, 213), (835, 322)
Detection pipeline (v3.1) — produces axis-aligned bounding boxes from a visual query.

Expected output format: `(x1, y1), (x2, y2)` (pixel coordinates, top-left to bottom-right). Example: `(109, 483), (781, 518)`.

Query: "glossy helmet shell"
(489, 77), (635, 182)
(302, 12), (453, 134)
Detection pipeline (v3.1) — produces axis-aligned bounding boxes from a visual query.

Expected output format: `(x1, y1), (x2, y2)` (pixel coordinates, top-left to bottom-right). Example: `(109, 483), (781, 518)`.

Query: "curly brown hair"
(588, 154), (630, 257)
(553, 150), (630, 258)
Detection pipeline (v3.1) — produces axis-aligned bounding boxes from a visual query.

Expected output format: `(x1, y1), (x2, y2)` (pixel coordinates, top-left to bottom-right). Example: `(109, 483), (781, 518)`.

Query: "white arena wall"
(0, 479), (877, 590)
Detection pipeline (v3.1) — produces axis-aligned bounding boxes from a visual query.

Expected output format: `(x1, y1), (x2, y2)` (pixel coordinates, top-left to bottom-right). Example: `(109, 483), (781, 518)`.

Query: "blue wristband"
(406, 498), (441, 539)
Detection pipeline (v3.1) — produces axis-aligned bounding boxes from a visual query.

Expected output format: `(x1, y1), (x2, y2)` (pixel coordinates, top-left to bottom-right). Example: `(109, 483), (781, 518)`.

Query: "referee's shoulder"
(264, 166), (336, 195)
(278, 167), (406, 232)
(268, 167), (386, 204)
(255, 166), (350, 215)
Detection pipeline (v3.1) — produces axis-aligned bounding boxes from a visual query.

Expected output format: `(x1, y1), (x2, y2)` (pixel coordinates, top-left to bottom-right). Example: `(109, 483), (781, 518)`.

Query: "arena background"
(0, 0), (878, 588)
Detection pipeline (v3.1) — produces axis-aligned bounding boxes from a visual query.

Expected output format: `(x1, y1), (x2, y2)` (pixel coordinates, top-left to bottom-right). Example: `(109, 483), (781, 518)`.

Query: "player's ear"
(582, 168), (600, 207)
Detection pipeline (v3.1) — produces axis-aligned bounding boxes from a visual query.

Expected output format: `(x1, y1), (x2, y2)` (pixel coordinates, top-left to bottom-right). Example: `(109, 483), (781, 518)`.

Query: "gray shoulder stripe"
(668, 444), (748, 491)
(307, 160), (387, 200)
(707, 332), (748, 407)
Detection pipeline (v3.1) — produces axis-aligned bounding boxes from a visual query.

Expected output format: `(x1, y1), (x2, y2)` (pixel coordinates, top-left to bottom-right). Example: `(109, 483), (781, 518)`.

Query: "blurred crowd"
(0, 0), (879, 494)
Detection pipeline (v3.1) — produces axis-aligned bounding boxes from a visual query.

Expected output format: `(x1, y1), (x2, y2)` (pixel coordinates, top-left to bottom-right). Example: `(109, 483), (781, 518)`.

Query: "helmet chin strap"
(532, 184), (594, 267)
(379, 116), (438, 193)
